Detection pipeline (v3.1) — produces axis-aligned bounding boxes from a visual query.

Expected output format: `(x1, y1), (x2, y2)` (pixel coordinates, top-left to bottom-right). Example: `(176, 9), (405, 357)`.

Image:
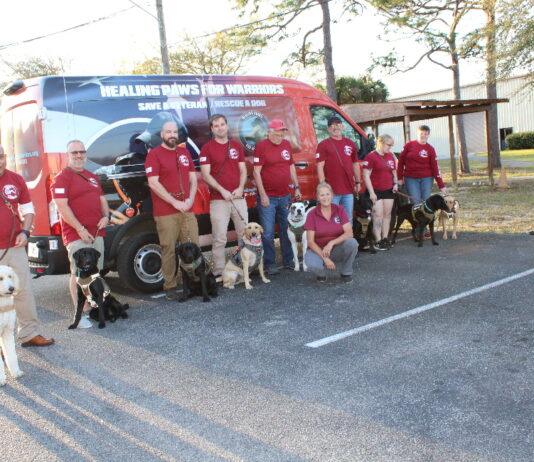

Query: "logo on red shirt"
(179, 155), (190, 166)
(229, 148), (239, 160)
(2, 184), (18, 200)
(387, 160), (395, 169)
(334, 217), (341, 223)
(419, 149), (428, 158)
(88, 178), (99, 188)
(281, 150), (290, 161)
(344, 145), (353, 156)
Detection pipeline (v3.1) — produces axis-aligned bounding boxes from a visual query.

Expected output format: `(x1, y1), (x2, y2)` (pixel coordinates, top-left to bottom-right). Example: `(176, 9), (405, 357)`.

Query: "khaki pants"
(154, 212), (199, 290)
(1, 247), (40, 342)
(210, 199), (248, 275)
(66, 237), (105, 274)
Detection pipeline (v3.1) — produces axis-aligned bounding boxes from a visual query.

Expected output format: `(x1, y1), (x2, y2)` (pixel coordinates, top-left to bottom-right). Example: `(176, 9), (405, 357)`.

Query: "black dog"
(177, 242), (218, 302)
(391, 194), (451, 247)
(69, 248), (129, 329)
(353, 194), (376, 254)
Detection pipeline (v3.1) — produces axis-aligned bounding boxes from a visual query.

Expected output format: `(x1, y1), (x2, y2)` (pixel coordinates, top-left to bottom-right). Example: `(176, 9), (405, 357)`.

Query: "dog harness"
(289, 223), (306, 241)
(231, 241), (263, 273)
(355, 215), (371, 238)
(412, 202), (436, 221)
(180, 255), (211, 282)
(76, 273), (110, 308)
(443, 201), (458, 220)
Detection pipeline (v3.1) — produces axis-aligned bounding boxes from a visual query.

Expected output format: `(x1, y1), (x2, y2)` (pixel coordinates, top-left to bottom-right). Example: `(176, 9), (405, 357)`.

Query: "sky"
(0, 0), (493, 99)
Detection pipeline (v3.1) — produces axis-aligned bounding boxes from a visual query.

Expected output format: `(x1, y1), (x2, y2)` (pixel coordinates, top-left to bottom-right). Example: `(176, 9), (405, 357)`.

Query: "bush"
(506, 132), (534, 150)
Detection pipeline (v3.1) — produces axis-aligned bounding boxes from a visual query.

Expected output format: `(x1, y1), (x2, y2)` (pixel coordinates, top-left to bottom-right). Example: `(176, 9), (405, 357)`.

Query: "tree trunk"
(485, 0), (501, 168)
(320, 0), (336, 102)
(451, 50), (470, 173)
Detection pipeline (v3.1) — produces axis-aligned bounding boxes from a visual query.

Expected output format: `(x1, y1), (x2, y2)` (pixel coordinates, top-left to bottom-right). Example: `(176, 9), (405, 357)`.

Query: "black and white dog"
(69, 248), (129, 329)
(287, 201), (313, 271)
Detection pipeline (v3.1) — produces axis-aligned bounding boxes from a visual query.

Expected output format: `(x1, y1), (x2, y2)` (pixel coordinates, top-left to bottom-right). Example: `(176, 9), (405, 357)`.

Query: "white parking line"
(306, 267), (534, 348)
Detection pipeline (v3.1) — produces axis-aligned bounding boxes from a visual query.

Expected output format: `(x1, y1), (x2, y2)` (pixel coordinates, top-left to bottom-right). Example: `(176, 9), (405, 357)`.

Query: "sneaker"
(165, 289), (177, 301)
(424, 232), (432, 239)
(374, 239), (389, 251)
(316, 276), (327, 283)
(341, 274), (353, 283)
(266, 266), (280, 276)
(77, 314), (92, 329)
(283, 262), (295, 270)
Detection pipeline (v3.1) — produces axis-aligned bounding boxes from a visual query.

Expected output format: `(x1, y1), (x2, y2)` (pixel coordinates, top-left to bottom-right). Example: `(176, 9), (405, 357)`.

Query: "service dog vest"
(412, 202), (435, 221)
(231, 241), (263, 273)
(76, 273), (111, 308)
(289, 223), (305, 241)
(180, 255), (211, 282)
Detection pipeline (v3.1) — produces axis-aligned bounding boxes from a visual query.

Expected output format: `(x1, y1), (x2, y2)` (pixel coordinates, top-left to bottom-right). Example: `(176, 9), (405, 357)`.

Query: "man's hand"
(14, 232), (28, 248)
(97, 216), (109, 229)
(260, 195), (270, 208)
(78, 227), (95, 244)
(440, 187), (449, 196)
(172, 199), (187, 213)
(221, 189), (233, 201)
(393, 183), (399, 193)
(183, 197), (194, 212)
(231, 187), (244, 199)
(370, 192), (377, 203)
(354, 183), (361, 194)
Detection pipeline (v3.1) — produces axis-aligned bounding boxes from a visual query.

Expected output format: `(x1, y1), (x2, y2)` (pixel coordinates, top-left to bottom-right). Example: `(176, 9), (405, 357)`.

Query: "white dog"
(0, 265), (24, 386)
(287, 201), (314, 272)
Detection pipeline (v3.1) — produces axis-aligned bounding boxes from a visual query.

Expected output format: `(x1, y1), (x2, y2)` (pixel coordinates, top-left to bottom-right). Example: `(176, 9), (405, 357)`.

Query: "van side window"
(310, 106), (361, 149)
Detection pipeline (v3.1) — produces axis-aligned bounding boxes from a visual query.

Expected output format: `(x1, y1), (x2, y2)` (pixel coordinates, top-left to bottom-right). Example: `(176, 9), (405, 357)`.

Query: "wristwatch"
(21, 229), (30, 238)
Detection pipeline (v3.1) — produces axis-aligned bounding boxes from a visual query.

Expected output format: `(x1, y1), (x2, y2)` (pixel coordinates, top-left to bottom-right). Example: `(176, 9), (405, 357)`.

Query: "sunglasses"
(69, 150), (87, 155)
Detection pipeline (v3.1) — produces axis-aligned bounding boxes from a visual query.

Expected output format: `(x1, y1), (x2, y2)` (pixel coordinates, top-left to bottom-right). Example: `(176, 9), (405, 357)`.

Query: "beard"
(163, 136), (178, 148)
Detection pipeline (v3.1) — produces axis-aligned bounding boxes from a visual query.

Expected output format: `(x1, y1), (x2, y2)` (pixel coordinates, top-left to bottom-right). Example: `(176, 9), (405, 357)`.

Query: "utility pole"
(156, 0), (170, 74)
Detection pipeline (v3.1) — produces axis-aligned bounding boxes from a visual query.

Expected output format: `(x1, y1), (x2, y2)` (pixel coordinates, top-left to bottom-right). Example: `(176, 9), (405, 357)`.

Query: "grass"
(439, 149), (534, 184)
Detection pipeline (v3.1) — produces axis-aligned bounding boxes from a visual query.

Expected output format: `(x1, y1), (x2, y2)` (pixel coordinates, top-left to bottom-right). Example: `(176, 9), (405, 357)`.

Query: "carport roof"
(342, 98), (509, 127)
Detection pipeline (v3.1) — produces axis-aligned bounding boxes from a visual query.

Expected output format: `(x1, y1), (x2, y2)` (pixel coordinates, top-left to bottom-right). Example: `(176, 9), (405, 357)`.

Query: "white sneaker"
(77, 314), (93, 329)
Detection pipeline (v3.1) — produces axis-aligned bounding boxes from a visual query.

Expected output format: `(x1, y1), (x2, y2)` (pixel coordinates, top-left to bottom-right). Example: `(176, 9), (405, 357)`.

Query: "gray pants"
(304, 238), (358, 277)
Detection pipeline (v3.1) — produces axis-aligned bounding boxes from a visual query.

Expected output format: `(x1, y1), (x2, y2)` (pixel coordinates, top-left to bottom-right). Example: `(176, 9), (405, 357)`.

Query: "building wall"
(373, 75), (533, 158)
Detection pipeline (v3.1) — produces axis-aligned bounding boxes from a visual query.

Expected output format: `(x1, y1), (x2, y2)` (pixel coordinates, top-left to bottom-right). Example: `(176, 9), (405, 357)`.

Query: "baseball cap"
(327, 115), (343, 126)
(268, 119), (288, 131)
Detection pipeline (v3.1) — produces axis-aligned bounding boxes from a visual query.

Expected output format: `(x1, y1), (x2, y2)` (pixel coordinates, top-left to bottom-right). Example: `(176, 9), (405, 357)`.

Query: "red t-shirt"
(199, 139), (245, 200)
(145, 145), (195, 216)
(51, 168), (106, 246)
(253, 138), (295, 197)
(304, 204), (349, 249)
(362, 151), (396, 191)
(316, 137), (358, 194)
(397, 140), (445, 189)
(0, 170), (31, 249)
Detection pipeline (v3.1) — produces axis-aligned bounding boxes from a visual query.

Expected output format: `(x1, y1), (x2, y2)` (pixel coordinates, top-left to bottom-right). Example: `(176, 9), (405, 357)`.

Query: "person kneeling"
(304, 183), (358, 283)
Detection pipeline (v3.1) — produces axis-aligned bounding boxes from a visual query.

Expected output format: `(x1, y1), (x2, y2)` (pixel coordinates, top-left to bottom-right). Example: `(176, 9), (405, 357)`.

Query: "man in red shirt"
(316, 115), (362, 222)
(200, 114), (247, 278)
(145, 121), (199, 300)
(253, 119), (301, 275)
(53, 140), (110, 328)
(0, 145), (54, 346)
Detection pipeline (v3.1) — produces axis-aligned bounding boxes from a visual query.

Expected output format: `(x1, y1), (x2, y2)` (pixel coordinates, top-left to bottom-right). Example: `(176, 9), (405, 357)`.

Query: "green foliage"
(130, 29), (264, 75)
(506, 132), (534, 150)
(334, 75), (389, 104)
(3, 56), (68, 80)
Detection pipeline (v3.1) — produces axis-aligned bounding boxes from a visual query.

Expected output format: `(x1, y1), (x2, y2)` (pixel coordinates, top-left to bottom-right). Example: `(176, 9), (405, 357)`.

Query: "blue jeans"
(404, 177), (433, 205)
(332, 194), (354, 223)
(257, 194), (293, 268)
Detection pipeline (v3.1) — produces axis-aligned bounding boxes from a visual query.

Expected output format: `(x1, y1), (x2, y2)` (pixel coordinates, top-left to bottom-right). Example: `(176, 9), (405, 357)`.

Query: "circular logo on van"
(239, 111), (268, 152)
(3, 184), (18, 200)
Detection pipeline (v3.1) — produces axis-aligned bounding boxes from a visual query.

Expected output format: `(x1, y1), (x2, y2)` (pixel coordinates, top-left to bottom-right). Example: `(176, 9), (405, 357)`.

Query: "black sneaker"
(341, 274), (353, 283)
(266, 266), (280, 276)
(316, 276), (327, 283)
(374, 240), (388, 251)
(165, 289), (177, 301)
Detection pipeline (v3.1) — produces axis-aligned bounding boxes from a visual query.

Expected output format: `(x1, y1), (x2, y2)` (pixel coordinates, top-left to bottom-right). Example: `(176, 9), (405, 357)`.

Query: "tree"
(495, 0), (534, 89)
(317, 75), (389, 103)
(369, 0), (481, 173)
(233, 0), (363, 103)
(131, 29), (264, 75)
(3, 56), (68, 80)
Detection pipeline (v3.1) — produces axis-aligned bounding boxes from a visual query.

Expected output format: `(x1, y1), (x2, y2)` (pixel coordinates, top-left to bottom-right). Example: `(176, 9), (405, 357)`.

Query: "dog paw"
(121, 313), (129, 318)
(452, 235), (457, 239)
(0, 380), (5, 387)
(245, 284), (253, 290)
(303, 267), (308, 272)
(178, 297), (187, 303)
(98, 322), (106, 329)
(68, 323), (78, 330)
(12, 370), (24, 379)
(432, 242), (439, 246)
(293, 267), (300, 272)
(262, 278), (271, 284)
(442, 235), (448, 240)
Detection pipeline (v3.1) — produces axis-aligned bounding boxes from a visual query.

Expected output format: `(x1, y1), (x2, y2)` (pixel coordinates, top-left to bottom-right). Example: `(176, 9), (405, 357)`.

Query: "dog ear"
(93, 250), (101, 259)
(73, 249), (81, 261)
(258, 225), (264, 234)
(303, 200), (309, 208)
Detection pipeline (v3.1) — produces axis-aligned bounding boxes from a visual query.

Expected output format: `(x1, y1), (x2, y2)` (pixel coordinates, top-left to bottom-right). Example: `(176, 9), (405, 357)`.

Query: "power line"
(0, 6), (135, 51)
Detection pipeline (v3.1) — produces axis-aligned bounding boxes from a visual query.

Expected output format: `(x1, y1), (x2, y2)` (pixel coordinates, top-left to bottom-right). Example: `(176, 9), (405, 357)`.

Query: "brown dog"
(439, 196), (460, 240)
(222, 222), (271, 290)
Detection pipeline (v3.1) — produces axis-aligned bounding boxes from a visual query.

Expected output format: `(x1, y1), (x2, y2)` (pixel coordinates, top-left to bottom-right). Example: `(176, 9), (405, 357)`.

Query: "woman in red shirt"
(304, 183), (357, 283)
(362, 134), (398, 251)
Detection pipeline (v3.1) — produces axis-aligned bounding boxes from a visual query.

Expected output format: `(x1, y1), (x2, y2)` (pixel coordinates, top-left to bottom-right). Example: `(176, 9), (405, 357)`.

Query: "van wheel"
(117, 231), (163, 293)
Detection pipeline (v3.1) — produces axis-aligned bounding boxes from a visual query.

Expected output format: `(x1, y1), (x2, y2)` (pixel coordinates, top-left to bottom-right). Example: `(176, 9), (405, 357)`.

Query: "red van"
(0, 75), (369, 292)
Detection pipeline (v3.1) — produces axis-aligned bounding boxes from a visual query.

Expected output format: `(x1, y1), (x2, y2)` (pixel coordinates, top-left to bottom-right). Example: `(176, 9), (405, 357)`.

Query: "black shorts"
(375, 189), (395, 200)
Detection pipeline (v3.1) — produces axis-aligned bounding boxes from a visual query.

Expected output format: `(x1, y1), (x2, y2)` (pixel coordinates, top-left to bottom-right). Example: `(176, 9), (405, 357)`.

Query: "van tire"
(117, 231), (164, 293)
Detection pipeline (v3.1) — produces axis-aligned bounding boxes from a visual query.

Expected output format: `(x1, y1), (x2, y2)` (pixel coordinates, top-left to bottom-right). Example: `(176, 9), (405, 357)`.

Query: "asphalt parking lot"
(1, 231), (533, 462)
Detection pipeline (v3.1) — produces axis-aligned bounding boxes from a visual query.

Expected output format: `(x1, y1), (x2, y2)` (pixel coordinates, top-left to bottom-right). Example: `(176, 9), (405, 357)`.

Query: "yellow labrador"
(222, 222), (271, 290)
(439, 195), (460, 240)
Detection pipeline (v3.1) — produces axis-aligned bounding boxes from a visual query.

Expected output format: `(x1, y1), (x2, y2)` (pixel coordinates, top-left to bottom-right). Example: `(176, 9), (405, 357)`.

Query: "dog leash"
(0, 190), (24, 262)
(395, 190), (425, 203)
(230, 198), (248, 227)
